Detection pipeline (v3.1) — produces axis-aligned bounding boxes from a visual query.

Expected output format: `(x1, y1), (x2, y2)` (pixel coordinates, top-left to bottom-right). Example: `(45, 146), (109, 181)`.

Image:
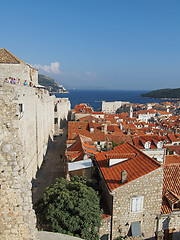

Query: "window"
(54, 118), (58, 124)
(173, 202), (180, 211)
(19, 103), (24, 119)
(131, 196), (143, 212)
(54, 105), (57, 112)
(19, 103), (24, 113)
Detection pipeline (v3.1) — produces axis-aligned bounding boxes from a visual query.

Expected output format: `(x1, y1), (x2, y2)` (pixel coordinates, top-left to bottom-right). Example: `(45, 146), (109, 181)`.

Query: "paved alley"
(32, 124), (68, 204)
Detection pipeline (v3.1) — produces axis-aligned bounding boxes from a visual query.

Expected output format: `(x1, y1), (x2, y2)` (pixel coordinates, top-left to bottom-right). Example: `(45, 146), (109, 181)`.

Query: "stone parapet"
(0, 83), (38, 239)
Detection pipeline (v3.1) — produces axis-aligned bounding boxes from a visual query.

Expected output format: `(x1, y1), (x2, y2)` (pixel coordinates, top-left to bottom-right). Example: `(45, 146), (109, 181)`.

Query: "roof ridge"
(126, 142), (162, 167)
(0, 48), (37, 70)
(3, 48), (22, 63)
(166, 189), (180, 199)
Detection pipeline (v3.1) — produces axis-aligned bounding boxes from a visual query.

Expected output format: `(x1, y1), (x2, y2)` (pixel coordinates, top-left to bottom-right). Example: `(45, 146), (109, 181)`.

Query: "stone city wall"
(102, 101), (129, 114)
(0, 82), (38, 239)
(0, 63), (38, 85)
(11, 83), (55, 181)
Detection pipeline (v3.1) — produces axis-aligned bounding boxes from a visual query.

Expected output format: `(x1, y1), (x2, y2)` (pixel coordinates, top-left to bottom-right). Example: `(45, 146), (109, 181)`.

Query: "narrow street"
(32, 124), (67, 205)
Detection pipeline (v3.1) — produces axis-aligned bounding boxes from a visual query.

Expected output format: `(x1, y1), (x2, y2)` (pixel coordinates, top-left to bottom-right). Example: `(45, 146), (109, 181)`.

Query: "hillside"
(141, 88), (180, 99)
(38, 74), (68, 93)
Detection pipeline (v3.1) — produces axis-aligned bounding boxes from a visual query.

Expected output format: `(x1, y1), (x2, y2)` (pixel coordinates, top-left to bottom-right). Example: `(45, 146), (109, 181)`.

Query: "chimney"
(104, 123), (107, 135)
(90, 127), (94, 133)
(121, 170), (127, 183)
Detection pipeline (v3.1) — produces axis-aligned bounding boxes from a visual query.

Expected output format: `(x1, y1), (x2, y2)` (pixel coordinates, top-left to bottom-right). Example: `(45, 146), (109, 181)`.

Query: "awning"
(130, 222), (142, 237)
(68, 159), (93, 172)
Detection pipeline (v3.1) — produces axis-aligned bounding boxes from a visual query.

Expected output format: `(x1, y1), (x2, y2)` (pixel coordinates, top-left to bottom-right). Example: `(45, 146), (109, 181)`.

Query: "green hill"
(141, 88), (180, 99)
(38, 74), (68, 93)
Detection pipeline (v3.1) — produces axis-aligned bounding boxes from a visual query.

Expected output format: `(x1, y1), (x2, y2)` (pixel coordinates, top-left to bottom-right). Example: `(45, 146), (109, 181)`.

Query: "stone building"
(0, 48), (38, 85)
(54, 98), (71, 135)
(0, 49), (71, 239)
(102, 101), (130, 114)
(131, 135), (167, 163)
(95, 143), (163, 240)
(156, 164), (180, 240)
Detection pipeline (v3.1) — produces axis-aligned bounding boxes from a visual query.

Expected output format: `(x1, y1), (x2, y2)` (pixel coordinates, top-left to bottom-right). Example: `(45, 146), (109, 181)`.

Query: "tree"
(112, 140), (118, 147)
(35, 176), (102, 240)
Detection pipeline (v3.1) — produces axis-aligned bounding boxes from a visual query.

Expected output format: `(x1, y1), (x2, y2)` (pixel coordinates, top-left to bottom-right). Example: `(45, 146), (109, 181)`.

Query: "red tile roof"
(165, 155), (180, 165)
(95, 143), (161, 191)
(106, 134), (132, 145)
(161, 164), (180, 214)
(68, 121), (106, 141)
(75, 103), (93, 113)
(167, 133), (180, 143)
(165, 145), (180, 155)
(66, 134), (98, 162)
(131, 135), (166, 150)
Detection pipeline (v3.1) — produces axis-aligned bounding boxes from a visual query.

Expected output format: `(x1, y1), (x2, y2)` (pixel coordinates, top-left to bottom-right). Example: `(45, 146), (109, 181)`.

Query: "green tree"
(112, 140), (118, 147)
(35, 176), (102, 240)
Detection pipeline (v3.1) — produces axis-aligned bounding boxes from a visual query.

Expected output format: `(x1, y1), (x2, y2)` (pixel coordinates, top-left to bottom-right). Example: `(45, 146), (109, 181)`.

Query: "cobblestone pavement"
(32, 124), (67, 205)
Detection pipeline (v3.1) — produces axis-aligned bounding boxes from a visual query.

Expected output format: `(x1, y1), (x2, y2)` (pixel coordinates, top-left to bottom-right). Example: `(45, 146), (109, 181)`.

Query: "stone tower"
(129, 104), (133, 118)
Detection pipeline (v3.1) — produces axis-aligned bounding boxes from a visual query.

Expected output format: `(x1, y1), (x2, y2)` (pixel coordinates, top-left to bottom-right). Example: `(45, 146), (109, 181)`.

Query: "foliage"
(35, 176), (102, 240)
(112, 140), (118, 147)
(167, 148), (174, 155)
(141, 88), (180, 99)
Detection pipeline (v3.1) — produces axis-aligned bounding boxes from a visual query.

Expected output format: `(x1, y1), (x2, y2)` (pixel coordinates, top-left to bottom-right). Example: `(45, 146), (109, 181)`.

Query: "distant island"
(38, 74), (69, 93)
(141, 88), (180, 99)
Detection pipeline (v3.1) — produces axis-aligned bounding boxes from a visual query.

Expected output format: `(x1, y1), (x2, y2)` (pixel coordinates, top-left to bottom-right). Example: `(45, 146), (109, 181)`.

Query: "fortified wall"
(0, 83), (71, 239)
(102, 101), (130, 114)
(0, 48), (71, 239)
(0, 83), (38, 239)
(0, 48), (38, 86)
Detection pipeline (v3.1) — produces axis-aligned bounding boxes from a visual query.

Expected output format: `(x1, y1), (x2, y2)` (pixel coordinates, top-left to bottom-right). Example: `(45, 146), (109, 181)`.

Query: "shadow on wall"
(100, 234), (109, 240)
(60, 118), (67, 129)
(44, 135), (53, 158)
(31, 134), (53, 186)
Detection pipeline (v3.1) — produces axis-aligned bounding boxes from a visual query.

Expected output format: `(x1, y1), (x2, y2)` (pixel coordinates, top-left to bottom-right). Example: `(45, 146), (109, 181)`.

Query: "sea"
(55, 89), (171, 111)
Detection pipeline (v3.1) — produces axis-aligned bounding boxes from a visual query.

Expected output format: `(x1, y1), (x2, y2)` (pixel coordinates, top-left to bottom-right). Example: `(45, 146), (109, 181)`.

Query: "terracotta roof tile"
(161, 164), (180, 214)
(165, 155), (180, 164)
(68, 121), (106, 141)
(95, 142), (161, 191)
(0, 48), (20, 64)
(165, 145), (180, 155)
(0, 48), (37, 70)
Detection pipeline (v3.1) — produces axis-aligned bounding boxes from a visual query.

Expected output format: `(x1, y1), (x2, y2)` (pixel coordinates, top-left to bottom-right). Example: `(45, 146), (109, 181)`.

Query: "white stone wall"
(0, 80), (71, 239)
(142, 148), (166, 163)
(102, 101), (129, 114)
(1, 82), (55, 181)
(0, 63), (38, 85)
(0, 82), (38, 240)
(54, 98), (71, 135)
(14, 84), (55, 180)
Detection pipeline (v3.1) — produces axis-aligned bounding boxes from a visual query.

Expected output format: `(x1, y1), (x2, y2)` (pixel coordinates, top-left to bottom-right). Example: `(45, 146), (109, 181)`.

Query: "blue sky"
(1, 0), (180, 90)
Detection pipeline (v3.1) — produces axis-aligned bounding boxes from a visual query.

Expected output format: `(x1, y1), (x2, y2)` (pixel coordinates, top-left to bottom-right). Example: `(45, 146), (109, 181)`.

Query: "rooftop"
(95, 142), (161, 191)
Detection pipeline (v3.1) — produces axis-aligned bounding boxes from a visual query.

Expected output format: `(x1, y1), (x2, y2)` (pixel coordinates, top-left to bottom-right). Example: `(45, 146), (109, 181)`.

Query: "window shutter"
(131, 198), (136, 212)
(131, 196), (143, 212)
